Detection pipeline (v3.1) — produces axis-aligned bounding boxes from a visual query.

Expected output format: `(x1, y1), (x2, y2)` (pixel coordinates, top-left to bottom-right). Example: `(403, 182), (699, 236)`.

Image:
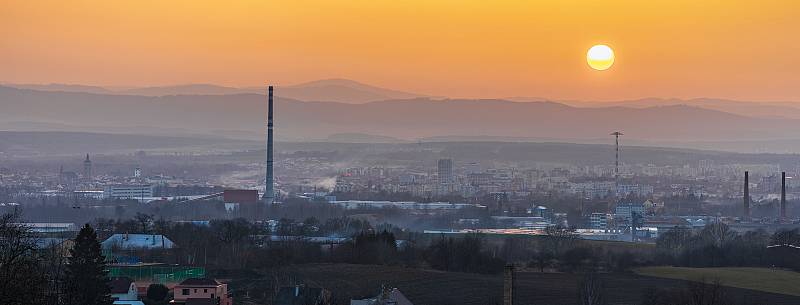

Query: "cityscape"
(2, 1), (800, 305)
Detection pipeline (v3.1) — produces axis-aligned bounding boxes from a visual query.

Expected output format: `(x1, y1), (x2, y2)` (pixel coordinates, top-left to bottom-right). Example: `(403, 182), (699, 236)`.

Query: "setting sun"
(587, 44), (615, 71)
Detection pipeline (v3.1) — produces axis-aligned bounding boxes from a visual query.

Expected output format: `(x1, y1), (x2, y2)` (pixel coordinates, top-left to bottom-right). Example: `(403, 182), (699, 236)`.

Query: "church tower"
(83, 154), (92, 182)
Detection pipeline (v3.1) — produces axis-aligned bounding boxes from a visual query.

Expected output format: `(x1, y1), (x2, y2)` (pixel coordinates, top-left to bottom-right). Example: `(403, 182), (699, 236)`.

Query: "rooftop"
(109, 277), (134, 294)
(101, 234), (176, 249)
(178, 278), (220, 286)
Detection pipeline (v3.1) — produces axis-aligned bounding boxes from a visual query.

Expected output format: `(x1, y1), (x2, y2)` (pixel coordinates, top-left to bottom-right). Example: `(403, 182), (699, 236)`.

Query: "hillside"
(5, 86), (800, 148)
(563, 98), (800, 120)
(2, 79), (424, 103)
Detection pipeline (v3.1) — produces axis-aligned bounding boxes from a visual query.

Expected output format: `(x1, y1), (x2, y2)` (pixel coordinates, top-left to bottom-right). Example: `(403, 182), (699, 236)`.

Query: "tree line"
(0, 212), (175, 305)
(656, 222), (800, 270)
(1, 212), (110, 305)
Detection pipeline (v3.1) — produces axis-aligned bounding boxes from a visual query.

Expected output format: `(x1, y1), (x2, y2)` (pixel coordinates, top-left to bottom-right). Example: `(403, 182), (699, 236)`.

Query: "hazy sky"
(2, 0), (799, 101)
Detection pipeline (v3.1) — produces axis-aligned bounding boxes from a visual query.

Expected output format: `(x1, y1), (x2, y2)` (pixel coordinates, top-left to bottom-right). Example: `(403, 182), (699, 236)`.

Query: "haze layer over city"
(2, 1), (800, 305)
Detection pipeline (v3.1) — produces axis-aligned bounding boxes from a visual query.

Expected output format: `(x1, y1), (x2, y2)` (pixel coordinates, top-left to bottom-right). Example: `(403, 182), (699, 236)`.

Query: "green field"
(635, 267), (800, 297)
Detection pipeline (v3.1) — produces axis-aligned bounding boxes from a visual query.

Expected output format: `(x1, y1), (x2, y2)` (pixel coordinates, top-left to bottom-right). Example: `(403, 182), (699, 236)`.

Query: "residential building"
(438, 158), (453, 184)
(616, 184), (654, 197)
(171, 278), (232, 305)
(614, 203), (646, 227)
(110, 277), (138, 301)
(569, 181), (614, 198)
(589, 213), (609, 230)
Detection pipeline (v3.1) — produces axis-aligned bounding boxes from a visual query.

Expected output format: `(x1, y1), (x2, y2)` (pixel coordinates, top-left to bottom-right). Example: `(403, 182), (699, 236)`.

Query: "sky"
(1, 0), (799, 101)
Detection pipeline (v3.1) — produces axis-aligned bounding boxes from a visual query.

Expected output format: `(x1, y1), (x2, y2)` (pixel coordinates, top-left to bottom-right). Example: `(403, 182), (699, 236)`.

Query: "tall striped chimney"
(781, 172), (786, 219)
(744, 171), (750, 218)
(263, 85), (275, 204)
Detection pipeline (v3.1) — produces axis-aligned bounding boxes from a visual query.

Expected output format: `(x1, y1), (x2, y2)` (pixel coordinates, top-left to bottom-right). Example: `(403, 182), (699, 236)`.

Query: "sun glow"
(587, 44), (615, 71)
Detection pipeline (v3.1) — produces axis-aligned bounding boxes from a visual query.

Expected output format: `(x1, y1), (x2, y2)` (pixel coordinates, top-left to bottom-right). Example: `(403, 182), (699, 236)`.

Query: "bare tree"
(0, 212), (49, 305)
(579, 273), (606, 305)
(134, 213), (154, 233)
(685, 278), (730, 305)
(543, 224), (578, 257)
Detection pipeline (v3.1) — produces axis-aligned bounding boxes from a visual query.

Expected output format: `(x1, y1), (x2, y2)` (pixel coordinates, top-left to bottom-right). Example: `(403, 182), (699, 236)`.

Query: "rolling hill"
(4, 85), (800, 151)
(2, 79), (426, 103)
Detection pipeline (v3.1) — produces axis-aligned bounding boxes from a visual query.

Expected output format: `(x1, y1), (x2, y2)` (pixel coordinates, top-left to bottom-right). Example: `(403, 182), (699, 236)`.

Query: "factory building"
(104, 185), (154, 199)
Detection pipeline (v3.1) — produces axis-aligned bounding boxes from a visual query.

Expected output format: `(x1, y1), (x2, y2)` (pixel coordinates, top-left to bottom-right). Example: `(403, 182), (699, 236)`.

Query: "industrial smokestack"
(781, 172), (786, 219)
(263, 86), (275, 204)
(504, 264), (515, 305)
(744, 171), (750, 218)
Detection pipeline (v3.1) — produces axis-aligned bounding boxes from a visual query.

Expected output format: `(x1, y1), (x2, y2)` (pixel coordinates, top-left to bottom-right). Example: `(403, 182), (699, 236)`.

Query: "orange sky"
(1, 0), (799, 101)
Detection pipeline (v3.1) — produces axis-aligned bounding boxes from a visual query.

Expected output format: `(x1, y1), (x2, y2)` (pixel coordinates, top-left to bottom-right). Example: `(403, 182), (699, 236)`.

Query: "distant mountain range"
(3, 80), (800, 152)
(560, 98), (800, 120)
(2, 78), (426, 104)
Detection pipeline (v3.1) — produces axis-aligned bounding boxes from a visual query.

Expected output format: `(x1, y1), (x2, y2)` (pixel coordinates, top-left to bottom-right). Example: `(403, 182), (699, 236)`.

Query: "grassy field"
(635, 266), (800, 297)
(231, 264), (800, 305)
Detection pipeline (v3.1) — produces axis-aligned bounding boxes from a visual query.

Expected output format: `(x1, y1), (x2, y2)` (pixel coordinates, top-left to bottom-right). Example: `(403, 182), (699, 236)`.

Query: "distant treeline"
(656, 223), (800, 270)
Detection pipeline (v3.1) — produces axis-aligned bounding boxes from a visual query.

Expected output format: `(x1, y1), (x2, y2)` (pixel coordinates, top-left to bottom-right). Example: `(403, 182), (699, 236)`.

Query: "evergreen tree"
(64, 224), (112, 305)
(146, 283), (170, 305)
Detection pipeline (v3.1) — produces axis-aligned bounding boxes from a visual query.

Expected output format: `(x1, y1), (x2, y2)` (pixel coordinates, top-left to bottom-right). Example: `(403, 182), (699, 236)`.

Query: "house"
(351, 288), (413, 305)
(18, 222), (77, 233)
(170, 278), (232, 305)
(34, 238), (75, 257)
(102, 233), (176, 250)
(274, 285), (333, 305)
(110, 277), (138, 301)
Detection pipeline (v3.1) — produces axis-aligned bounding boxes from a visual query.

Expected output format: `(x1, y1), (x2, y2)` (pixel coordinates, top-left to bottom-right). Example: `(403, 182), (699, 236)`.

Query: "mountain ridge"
(3, 85), (799, 148)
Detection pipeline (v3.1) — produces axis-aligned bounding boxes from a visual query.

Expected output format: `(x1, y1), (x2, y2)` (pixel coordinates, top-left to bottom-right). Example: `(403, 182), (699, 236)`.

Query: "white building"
(104, 185), (154, 199)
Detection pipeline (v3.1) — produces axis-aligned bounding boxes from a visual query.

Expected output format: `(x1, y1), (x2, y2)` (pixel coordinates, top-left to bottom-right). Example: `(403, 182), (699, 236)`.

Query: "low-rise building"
(20, 222), (76, 233)
(171, 278), (232, 305)
(105, 185), (154, 200)
(102, 234), (177, 264)
(110, 277), (138, 301)
(102, 233), (176, 250)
